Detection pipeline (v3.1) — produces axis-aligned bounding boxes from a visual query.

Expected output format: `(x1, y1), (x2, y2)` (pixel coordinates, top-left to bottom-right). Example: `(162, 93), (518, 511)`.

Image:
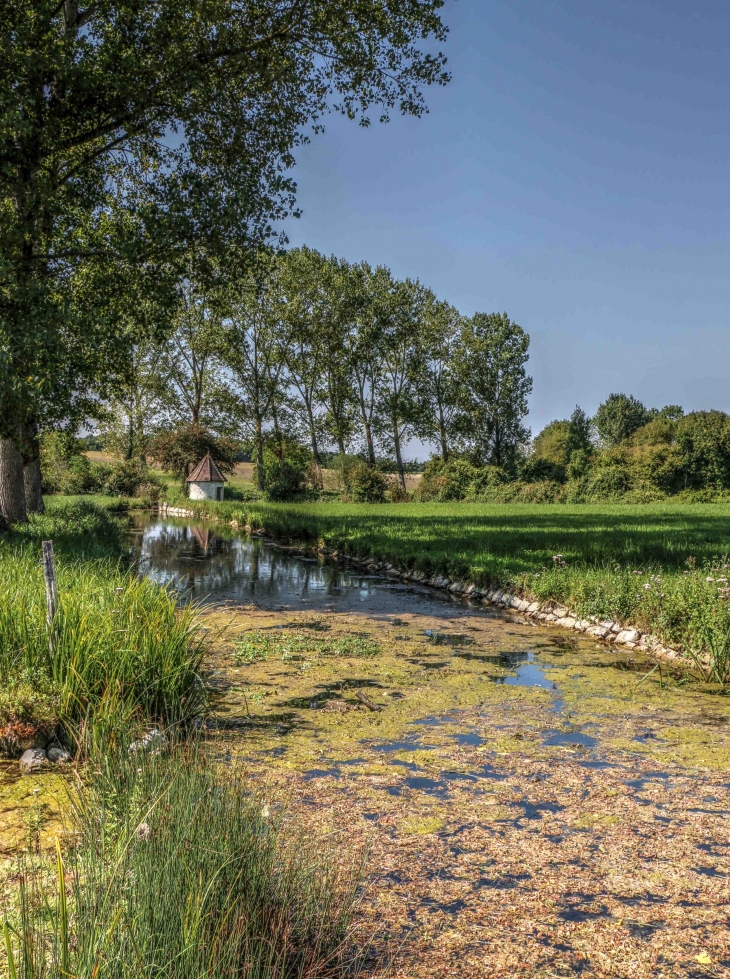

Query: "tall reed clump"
(0, 503), (207, 753)
(4, 746), (363, 978)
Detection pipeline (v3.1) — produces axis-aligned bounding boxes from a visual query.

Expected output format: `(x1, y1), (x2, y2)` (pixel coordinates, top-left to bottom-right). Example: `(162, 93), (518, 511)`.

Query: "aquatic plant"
(4, 746), (362, 978)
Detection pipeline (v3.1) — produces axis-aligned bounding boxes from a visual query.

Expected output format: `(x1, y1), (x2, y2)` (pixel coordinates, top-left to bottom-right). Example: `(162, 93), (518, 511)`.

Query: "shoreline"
(158, 501), (689, 668)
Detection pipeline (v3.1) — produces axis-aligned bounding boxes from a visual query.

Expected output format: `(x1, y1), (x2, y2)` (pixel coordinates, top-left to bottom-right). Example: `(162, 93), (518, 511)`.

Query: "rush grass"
(0, 502), (206, 752)
(182, 499), (730, 676)
(4, 746), (362, 979)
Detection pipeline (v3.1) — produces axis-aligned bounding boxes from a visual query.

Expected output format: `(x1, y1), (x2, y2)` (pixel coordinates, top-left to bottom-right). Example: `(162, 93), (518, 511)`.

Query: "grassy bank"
(0, 502), (205, 755)
(180, 498), (730, 674)
(3, 745), (361, 978)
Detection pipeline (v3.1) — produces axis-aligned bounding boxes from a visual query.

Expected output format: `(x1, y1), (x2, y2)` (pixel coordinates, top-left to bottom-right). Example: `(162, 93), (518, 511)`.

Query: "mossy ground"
(199, 602), (730, 978)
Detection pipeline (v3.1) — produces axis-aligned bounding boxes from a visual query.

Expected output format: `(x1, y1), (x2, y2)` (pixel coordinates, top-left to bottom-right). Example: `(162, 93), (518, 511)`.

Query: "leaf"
(696, 951), (712, 965)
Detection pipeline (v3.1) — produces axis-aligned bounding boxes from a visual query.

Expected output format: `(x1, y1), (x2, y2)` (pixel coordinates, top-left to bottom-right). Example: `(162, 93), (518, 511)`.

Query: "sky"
(282, 0), (730, 456)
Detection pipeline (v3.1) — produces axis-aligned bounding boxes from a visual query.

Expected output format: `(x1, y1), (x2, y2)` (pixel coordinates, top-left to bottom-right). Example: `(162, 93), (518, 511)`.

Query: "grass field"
(181, 499), (730, 676)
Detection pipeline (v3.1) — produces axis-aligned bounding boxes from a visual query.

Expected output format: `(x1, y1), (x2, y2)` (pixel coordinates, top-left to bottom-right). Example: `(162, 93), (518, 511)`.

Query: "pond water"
(128, 512), (498, 618)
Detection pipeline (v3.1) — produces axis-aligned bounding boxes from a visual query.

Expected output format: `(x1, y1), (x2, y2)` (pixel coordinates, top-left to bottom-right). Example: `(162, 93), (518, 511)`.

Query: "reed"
(0, 502), (206, 750)
(5, 745), (363, 978)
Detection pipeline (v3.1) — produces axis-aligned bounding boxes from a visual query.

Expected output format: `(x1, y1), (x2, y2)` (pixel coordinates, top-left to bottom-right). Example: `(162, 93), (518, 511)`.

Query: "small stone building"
(186, 453), (226, 501)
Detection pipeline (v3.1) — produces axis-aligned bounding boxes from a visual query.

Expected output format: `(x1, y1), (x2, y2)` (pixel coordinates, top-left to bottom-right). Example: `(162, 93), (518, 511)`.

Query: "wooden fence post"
(42, 540), (59, 631)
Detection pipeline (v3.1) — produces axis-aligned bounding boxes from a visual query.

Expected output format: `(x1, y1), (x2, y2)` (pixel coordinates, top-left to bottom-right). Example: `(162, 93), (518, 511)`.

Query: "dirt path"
(201, 603), (730, 979)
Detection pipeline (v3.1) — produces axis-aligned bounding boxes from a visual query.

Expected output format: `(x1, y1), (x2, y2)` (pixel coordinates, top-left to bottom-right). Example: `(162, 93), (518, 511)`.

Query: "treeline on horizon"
(39, 246), (730, 506)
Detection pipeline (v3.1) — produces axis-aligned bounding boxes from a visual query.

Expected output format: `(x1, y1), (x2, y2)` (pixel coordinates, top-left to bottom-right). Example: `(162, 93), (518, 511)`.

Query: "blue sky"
(283, 0), (730, 454)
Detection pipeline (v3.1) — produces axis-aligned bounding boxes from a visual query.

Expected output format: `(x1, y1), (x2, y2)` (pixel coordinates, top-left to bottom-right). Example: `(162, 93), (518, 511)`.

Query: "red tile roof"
(186, 452), (227, 483)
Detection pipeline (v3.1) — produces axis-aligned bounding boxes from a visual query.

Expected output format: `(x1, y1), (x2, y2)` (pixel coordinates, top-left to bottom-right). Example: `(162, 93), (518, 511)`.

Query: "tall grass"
(5, 746), (363, 978)
(0, 502), (206, 751)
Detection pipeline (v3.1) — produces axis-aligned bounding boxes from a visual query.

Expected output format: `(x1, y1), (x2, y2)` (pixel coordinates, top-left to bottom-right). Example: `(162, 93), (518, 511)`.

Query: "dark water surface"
(128, 512), (495, 618)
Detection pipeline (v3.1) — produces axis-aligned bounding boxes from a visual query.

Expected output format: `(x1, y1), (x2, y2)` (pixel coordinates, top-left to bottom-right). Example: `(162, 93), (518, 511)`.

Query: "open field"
(179, 499), (730, 669)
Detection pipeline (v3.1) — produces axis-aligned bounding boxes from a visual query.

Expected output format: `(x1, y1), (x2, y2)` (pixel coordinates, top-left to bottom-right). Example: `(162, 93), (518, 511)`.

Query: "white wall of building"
(188, 482), (225, 501)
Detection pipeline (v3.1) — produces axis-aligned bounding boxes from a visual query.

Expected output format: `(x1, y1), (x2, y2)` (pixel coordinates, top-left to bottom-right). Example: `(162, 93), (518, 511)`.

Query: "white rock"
(588, 626), (611, 638)
(616, 629), (640, 645)
(47, 746), (72, 764)
(573, 619), (590, 632)
(555, 616), (576, 629)
(129, 728), (167, 754)
(19, 748), (48, 773)
(526, 602), (540, 613)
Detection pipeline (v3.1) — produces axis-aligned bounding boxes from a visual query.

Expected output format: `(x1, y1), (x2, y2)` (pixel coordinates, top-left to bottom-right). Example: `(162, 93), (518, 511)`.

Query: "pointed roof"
(186, 452), (227, 483)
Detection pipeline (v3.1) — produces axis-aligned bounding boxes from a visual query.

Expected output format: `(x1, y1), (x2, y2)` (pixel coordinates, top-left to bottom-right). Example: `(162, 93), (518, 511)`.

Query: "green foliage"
(519, 456), (566, 484)
(1, 0), (450, 463)
(233, 629), (380, 664)
(594, 393), (651, 446)
(151, 424), (237, 488)
(350, 463), (388, 503)
(532, 420), (571, 466)
(453, 312), (532, 467)
(40, 436), (163, 500)
(675, 410), (730, 490)
(260, 445), (311, 502)
(419, 457), (512, 501)
(6, 746), (361, 978)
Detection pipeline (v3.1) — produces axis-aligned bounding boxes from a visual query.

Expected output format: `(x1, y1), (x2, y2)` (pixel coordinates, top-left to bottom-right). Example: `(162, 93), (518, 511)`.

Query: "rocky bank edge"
(159, 502), (688, 667)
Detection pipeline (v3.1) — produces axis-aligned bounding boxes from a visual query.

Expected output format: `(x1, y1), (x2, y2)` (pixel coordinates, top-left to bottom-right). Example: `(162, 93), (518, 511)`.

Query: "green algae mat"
(201, 601), (730, 979)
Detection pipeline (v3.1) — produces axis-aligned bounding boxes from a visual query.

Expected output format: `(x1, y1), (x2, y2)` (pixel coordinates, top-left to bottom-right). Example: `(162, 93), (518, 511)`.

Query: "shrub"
(260, 446), (311, 501)
(350, 463), (388, 503)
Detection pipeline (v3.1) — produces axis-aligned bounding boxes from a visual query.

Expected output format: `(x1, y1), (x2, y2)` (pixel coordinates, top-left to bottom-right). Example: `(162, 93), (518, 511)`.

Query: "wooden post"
(42, 540), (58, 629)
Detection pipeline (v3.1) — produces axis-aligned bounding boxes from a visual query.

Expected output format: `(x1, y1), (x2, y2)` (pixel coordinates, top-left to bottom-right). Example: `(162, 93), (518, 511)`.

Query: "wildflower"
(643, 583), (651, 590)
(706, 577), (714, 583)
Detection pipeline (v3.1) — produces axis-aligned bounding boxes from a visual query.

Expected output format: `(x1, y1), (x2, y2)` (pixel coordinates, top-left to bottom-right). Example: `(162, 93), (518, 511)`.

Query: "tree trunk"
(125, 414), (134, 460)
(22, 421), (45, 514)
(306, 399), (321, 465)
(356, 383), (376, 464)
(0, 437), (28, 525)
(23, 457), (44, 514)
(392, 421), (406, 492)
(270, 403), (284, 459)
(255, 417), (265, 491)
(438, 403), (449, 462)
(337, 434), (346, 456)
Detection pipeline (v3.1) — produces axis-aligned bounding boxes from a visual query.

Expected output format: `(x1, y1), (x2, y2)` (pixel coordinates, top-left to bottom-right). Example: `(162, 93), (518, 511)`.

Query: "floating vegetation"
(233, 629), (380, 665)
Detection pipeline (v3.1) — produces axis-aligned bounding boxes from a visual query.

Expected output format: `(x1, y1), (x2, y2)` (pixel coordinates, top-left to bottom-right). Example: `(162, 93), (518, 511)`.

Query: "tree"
(565, 406), (594, 457)
(100, 342), (168, 461)
(533, 420), (571, 466)
(161, 285), (225, 429)
(415, 300), (462, 461)
(320, 257), (359, 456)
(675, 411), (730, 490)
(1, 0), (451, 526)
(348, 264), (392, 465)
(279, 248), (330, 464)
(151, 424), (237, 491)
(220, 257), (290, 491)
(374, 278), (429, 490)
(454, 312), (532, 468)
(594, 394), (650, 446)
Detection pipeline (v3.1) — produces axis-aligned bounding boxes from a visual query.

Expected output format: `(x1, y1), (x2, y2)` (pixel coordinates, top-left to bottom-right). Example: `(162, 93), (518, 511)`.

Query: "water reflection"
(128, 514), (465, 614)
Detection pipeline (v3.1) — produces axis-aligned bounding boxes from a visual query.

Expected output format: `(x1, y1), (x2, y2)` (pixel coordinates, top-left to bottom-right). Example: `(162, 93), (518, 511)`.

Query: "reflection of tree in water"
(131, 517), (363, 604)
